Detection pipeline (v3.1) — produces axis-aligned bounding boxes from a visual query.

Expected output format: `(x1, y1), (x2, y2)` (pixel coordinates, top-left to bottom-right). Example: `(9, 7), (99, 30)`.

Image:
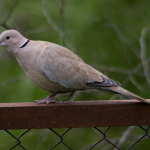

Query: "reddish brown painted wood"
(0, 99), (150, 130)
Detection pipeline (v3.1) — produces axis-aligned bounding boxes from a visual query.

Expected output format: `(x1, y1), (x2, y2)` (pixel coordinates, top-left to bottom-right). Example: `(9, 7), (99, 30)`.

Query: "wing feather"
(39, 42), (120, 89)
(40, 44), (89, 88)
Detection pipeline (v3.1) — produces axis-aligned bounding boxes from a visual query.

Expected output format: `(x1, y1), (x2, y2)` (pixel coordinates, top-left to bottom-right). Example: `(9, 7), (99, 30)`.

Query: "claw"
(46, 99), (57, 104)
(34, 93), (58, 105)
(34, 99), (47, 104)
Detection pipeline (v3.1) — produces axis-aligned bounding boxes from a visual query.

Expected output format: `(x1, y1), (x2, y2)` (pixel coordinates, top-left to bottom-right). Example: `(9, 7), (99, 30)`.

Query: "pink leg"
(34, 93), (58, 105)
(63, 91), (76, 102)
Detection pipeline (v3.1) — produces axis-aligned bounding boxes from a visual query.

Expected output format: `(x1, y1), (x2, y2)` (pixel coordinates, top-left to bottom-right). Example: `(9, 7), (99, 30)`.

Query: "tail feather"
(86, 81), (149, 104)
(109, 86), (149, 104)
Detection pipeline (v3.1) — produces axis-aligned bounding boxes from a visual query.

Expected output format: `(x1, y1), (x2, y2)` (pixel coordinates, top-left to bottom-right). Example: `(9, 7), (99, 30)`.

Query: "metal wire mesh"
(4, 126), (150, 150)
(48, 128), (73, 150)
(5, 129), (31, 150)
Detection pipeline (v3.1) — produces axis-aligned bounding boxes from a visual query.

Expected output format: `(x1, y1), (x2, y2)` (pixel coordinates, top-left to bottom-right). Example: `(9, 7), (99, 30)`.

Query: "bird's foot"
(34, 99), (57, 104)
(63, 91), (75, 103)
(34, 93), (58, 105)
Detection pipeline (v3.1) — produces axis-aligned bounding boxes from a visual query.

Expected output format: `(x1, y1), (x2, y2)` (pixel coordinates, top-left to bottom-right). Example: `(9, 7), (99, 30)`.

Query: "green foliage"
(0, 0), (150, 149)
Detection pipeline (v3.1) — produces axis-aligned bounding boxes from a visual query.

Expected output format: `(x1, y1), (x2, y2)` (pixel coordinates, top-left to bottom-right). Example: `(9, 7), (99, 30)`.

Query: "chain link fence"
(3, 126), (150, 150)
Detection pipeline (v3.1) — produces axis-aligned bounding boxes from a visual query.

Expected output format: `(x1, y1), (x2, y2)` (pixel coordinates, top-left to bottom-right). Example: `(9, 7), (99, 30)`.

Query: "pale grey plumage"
(0, 30), (149, 104)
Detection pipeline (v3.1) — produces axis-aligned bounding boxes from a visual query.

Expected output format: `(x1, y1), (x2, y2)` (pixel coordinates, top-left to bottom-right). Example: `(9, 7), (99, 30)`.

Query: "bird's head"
(0, 30), (27, 53)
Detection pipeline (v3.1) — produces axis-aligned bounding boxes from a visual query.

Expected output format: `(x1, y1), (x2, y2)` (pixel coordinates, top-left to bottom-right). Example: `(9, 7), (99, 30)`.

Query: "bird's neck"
(14, 41), (40, 72)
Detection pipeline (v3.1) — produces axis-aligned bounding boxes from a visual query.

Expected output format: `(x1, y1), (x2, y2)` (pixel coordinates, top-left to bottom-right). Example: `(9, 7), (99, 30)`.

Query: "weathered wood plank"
(0, 100), (150, 130)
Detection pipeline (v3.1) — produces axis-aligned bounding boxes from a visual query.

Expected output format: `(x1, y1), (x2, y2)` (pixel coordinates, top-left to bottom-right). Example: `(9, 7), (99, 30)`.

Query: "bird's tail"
(108, 86), (149, 104)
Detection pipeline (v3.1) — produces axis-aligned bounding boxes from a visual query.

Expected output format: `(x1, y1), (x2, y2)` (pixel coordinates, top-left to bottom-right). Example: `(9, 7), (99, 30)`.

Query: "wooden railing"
(0, 99), (150, 130)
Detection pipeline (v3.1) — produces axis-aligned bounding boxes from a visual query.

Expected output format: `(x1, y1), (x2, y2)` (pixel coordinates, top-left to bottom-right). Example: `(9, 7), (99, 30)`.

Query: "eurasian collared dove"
(0, 30), (149, 104)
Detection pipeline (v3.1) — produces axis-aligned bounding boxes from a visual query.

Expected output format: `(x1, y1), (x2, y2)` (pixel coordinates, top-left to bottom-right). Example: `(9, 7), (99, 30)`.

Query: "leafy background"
(0, 0), (150, 149)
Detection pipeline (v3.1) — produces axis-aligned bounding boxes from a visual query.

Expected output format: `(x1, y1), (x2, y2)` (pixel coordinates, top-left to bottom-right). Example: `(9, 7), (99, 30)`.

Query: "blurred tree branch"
(42, 0), (76, 51)
(107, 23), (139, 58)
(60, 0), (66, 46)
(0, 0), (18, 30)
(139, 27), (150, 86)
(42, 0), (63, 37)
(129, 75), (144, 92)
(95, 65), (144, 77)
(115, 126), (135, 150)
(0, 76), (26, 90)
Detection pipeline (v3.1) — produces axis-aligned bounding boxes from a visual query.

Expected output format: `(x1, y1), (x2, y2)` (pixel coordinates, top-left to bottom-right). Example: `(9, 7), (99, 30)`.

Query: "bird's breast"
(18, 58), (70, 93)
(26, 69), (70, 93)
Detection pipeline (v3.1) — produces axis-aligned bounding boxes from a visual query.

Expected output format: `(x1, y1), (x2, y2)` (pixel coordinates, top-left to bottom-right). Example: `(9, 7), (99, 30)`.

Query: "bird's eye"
(6, 35), (10, 40)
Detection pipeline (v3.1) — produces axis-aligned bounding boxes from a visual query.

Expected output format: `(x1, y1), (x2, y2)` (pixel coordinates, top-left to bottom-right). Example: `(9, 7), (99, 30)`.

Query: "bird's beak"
(0, 42), (3, 46)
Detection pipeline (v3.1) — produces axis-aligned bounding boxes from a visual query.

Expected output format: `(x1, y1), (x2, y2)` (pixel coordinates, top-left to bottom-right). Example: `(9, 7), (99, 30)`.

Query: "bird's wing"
(40, 42), (120, 89)
(40, 43), (91, 88)
(84, 64), (121, 87)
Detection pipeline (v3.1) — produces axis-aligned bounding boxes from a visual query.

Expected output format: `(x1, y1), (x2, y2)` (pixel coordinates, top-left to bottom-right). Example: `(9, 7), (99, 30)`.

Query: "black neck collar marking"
(19, 39), (30, 48)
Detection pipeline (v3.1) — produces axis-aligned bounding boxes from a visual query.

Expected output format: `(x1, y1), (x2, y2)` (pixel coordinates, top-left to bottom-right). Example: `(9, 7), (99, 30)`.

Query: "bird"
(0, 30), (149, 104)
